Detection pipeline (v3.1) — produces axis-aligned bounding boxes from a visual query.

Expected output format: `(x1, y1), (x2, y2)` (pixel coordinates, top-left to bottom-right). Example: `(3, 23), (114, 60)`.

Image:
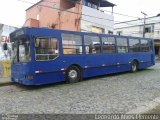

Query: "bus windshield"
(12, 38), (30, 63)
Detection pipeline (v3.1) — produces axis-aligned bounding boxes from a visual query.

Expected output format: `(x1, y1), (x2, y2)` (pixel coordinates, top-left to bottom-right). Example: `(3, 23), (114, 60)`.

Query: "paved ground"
(144, 105), (160, 114)
(0, 63), (160, 114)
(0, 77), (11, 86)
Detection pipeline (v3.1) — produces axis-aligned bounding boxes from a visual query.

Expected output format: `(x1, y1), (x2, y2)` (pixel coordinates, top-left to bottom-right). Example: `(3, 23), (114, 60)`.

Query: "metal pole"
(141, 11), (147, 38)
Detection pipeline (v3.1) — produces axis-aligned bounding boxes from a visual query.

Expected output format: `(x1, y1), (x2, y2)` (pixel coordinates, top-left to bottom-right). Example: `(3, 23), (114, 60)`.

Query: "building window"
(84, 35), (100, 54)
(35, 38), (59, 61)
(116, 37), (128, 53)
(141, 24), (154, 33)
(36, 14), (39, 20)
(92, 26), (105, 34)
(141, 39), (149, 52)
(108, 31), (113, 34)
(62, 34), (82, 54)
(117, 31), (122, 35)
(102, 37), (116, 53)
(145, 27), (152, 33)
(129, 39), (140, 52)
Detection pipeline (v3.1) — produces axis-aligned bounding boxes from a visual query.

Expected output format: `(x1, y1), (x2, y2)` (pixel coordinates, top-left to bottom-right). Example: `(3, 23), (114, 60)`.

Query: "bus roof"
(10, 27), (153, 41)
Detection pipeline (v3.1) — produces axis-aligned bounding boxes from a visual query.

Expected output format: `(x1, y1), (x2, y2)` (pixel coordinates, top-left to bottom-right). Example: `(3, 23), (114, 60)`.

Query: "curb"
(127, 97), (160, 114)
(0, 81), (13, 87)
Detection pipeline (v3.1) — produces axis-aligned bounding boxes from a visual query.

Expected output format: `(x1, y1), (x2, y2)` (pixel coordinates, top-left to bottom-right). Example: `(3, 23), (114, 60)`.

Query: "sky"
(0, 0), (160, 27)
(0, 0), (40, 27)
(110, 0), (160, 22)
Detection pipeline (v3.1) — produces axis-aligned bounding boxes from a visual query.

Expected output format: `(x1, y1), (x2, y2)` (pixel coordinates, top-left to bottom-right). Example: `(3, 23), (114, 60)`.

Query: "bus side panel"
(115, 53), (131, 73)
(137, 52), (154, 69)
(33, 58), (66, 85)
(82, 65), (117, 78)
(34, 72), (65, 85)
(63, 54), (117, 78)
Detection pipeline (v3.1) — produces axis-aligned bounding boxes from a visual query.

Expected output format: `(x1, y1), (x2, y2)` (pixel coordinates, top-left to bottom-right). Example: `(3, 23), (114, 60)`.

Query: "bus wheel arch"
(66, 64), (82, 83)
(131, 60), (139, 72)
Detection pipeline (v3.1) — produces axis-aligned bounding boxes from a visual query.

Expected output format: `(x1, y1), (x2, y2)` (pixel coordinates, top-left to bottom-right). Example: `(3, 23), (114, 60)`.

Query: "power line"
(18, 0), (141, 24)
(103, 10), (140, 19)
(17, 0), (160, 31)
(19, 0), (115, 30)
(64, 0), (141, 19)
(17, 0), (114, 22)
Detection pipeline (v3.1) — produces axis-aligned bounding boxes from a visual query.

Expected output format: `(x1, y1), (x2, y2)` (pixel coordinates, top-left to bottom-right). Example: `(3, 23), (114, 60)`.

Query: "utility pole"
(141, 11), (147, 38)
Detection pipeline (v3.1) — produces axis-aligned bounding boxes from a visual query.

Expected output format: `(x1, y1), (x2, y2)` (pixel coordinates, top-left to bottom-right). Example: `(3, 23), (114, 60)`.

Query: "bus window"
(141, 39), (149, 52)
(35, 38), (59, 61)
(84, 35), (100, 54)
(129, 39), (140, 52)
(12, 39), (30, 63)
(102, 37), (116, 53)
(62, 34), (82, 54)
(116, 37), (128, 53)
(149, 40), (153, 51)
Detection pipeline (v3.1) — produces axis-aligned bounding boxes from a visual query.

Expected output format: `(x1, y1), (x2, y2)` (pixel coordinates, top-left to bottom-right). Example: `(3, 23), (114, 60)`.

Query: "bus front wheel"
(131, 61), (138, 72)
(66, 66), (82, 83)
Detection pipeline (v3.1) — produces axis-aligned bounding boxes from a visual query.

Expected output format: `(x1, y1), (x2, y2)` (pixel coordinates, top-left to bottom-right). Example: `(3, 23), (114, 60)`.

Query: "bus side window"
(84, 35), (100, 54)
(141, 39), (149, 52)
(116, 37), (128, 53)
(62, 33), (82, 55)
(149, 40), (153, 51)
(102, 37), (116, 53)
(35, 38), (59, 61)
(129, 39), (140, 52)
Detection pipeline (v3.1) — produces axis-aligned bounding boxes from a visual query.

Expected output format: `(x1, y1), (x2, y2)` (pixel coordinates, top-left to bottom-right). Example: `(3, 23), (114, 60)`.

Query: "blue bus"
(10, 27), (155, 85)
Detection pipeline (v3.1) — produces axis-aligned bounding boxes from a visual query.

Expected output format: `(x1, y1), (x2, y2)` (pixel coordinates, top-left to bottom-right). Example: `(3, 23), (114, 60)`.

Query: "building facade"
(0, 23), (17, 60)
(114, 15), (160, 57)
(24, 0), (115, 34)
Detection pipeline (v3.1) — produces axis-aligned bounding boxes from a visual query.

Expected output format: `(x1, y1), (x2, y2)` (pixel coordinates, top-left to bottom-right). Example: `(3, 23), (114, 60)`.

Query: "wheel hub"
(68, 70), (77, 79)
(132, 64), (137, 71)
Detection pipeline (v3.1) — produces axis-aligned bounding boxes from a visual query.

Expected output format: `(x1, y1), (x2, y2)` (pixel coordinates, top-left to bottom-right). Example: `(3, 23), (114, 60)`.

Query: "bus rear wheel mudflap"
(66, 65), (82, 83)
(131, 60), (138, 72)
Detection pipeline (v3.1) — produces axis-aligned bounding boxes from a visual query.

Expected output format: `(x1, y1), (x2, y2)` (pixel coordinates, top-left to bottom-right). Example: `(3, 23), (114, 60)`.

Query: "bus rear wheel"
(131, 61), (138, 72)
(66, 66), (82, 83)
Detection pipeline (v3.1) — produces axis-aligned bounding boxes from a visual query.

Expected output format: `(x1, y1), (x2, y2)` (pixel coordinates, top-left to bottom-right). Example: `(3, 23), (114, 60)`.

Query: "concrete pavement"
(145, 105), (160, 114)
(0, 77), (12, 86)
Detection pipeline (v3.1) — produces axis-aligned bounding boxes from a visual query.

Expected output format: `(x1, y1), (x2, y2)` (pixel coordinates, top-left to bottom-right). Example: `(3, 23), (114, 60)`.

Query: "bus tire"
(131, 61), (138, 72)
(66, 66), (82, 83)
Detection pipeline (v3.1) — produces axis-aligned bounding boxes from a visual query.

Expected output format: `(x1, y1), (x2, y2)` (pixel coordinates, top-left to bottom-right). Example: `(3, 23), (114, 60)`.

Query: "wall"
(0, 61), (11, 78)
(114, 16), (160, 40)
(0, 24), (17, 78)
(25, 0), (61, 28)
(115, 26), (142, 37)
(0, 24), (17, 60)
(24, 0), (82, 31)
(81, 6), (114, 34)
(24, 0), (114, 33)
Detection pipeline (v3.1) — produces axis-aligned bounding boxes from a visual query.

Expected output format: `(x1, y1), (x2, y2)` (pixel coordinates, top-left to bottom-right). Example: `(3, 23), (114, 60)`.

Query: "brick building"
(24, 0), (115, 34)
